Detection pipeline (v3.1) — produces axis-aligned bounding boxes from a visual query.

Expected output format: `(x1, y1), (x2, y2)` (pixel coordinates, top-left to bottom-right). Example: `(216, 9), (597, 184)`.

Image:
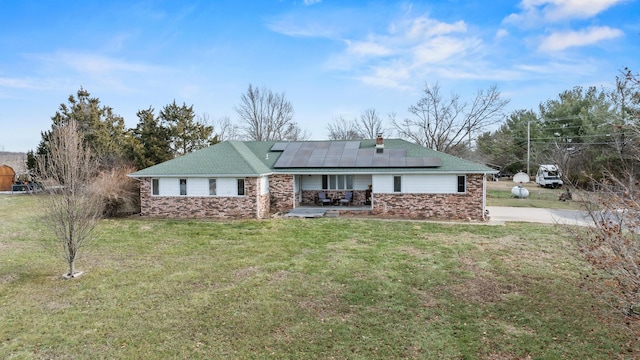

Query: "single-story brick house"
(128, 136), (497, 220)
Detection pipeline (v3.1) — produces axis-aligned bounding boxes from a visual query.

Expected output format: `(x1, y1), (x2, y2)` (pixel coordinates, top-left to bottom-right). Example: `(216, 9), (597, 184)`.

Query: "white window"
(152, 179), (159, 195)
(393, 176), (402, 192)
(179, 179), (187, 195)
(457, 175), (466, 193)
(322, 175), (354, 190)
(209, 179), (216, 195)
(237, 178), (245, 196)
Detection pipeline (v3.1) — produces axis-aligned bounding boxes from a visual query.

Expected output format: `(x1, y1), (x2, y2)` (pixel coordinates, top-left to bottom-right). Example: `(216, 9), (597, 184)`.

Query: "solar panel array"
(272, 141), (441, 168)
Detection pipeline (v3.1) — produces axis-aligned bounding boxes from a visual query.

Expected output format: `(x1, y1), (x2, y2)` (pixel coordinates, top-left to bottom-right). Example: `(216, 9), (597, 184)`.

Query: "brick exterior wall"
(139, 177), (267, 219)
(372, 174), (485, 220)
(138, 174), (486, 221)
(269, 174), (294, 214)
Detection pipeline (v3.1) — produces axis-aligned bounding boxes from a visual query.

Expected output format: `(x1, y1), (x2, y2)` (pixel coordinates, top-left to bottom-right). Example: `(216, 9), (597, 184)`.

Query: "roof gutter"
(128, 172), (275, 178)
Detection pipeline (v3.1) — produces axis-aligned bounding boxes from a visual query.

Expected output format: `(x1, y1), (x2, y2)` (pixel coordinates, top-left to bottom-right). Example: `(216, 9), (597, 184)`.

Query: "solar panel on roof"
(388, 149), (404, 165)
(423, 157), (442, 167)
(355, 149), (372, 167)
(372, 152), (389, 166)
(307, 151), (326, 166)
(271, 142), (289, 151)
(273, 142), (301, 167)
(340, 155), (357, 167)
(405, 157), (423, 167)
(326, 148), (342, 157)
(275, 151), (294, 167)
(272, 141), (442, 168)
(290, 155), (309, 167)
(324, 156), (341, 167)
(344, 141), (360, 149)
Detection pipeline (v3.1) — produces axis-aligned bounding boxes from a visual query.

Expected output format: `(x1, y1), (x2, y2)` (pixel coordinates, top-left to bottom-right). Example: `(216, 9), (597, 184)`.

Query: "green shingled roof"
(129, 139), (496, 177)
(129, 141), (272, 177)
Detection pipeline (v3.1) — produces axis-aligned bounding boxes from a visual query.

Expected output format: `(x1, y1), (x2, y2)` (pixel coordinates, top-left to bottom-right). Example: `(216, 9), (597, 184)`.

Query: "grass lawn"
(1, 194), (638, 359)
(486, 180), (585, 210)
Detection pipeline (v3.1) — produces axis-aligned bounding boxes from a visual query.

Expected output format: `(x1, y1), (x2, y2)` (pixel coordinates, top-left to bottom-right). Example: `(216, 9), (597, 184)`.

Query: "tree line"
(28, 85), (310, 171)
(28, 71), (640, 186)
(476, 71), (640, 186)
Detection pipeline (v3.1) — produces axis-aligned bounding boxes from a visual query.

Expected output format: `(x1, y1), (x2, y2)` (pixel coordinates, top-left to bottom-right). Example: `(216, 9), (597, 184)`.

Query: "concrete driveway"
(487, 206), (591, 226)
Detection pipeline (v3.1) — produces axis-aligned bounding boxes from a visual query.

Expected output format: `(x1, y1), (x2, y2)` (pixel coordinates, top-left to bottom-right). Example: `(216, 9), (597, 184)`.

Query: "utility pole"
(527, 121), (530, 176)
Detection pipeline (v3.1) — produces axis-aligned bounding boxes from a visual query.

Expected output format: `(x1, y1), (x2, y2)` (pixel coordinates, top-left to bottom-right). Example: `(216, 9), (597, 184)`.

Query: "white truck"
(535, 164), (563, 188)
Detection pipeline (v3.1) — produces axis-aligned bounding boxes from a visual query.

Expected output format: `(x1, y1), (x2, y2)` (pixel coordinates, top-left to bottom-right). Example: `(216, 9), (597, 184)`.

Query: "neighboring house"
(129, 136), (497, 221)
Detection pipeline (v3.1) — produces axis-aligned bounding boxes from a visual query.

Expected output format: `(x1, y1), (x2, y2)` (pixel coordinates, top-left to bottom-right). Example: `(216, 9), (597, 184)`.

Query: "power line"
(523, 134), (628, 141)
(529, 141), (624, 145)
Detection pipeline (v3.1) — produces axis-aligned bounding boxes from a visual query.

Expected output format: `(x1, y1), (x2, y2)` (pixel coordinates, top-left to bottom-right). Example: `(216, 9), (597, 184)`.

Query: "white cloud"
(0, 77), (40, 90)
(395, 17), (467, 38)
(543, 0), (624, 21)
(495, 29), (509, 40)
(505, 0), (626, 25)
(17, 51), (172, 95)
(346, 40), (392, 56)
(412, 36), (481, 65)
(538, 26), (624, 51)
(326, 14), (482, 88)
(53, 52), (157, 74)
(267, 16), (341, 38)
(303, 0), (321, 5)
(359, 63), (412, 89)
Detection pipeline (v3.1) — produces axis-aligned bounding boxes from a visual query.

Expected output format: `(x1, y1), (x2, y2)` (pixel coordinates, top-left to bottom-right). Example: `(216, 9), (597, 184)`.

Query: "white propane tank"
(511, 185), (529, 198)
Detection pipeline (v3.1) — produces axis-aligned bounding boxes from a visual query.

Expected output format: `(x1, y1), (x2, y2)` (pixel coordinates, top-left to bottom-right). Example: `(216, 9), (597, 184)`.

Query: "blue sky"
(1, 0), (638, 152)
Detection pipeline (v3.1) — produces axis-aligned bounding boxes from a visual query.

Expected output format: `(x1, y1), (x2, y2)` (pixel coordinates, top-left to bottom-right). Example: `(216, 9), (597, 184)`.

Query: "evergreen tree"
(159, 100), (217, 156)
(129, 107), (173, 169)
(36, 88), (132, 167)
(538, 86), (615, 184)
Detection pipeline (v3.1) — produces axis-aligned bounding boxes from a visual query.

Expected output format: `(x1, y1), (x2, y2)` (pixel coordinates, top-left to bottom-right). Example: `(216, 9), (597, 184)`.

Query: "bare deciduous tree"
(92, 166), (140, 217)
(393, 83), (509, 155)
(573, 171), (640, 316)
(213, 115), (242, 141)
(358, 108), (386, 139)
(39, 119), (103, 278)
(572, 69), (640, 316)
(235, 84), (309, 141)
(327, 116), (363, 140)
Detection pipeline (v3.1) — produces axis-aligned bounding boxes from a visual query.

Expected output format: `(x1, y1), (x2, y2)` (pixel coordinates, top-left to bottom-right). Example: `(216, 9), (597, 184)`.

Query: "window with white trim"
(179, 179), (187, 195)
(237, 178), (245, 196)
(393, 176), (401, 192)
(457, 175), (466, 193)
(152, 179), (159, 195)
(209, 179), (216, 196)
(321, 175), (353, 190)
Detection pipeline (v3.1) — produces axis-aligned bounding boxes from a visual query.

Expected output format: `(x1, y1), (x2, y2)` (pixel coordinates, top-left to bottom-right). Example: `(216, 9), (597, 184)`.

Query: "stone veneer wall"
(372, 174), (485, 220)
(301, 190), (367, 206)
(139, 177), (265, 219)
(269, 174), (294, 214)
(257, 193), (270, 218)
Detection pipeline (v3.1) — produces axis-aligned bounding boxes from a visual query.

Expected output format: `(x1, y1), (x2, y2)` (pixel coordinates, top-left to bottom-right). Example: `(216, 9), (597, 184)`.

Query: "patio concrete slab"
(285, 208), (328, 218)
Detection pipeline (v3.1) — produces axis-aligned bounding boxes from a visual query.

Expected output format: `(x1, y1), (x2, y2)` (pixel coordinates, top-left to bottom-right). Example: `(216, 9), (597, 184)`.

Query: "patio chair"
(317, 192), (332, 206)
(339, 191), (353, 206)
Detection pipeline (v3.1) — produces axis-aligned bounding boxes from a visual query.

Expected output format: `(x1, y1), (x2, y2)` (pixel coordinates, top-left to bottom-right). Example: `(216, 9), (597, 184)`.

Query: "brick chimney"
(375, 133), (384, 153)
